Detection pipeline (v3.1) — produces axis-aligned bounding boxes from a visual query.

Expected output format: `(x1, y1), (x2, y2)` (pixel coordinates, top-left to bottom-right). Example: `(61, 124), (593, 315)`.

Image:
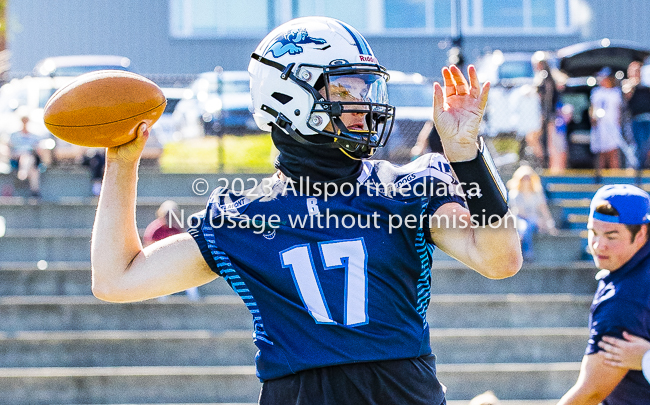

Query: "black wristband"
(449, 137), (509, 225)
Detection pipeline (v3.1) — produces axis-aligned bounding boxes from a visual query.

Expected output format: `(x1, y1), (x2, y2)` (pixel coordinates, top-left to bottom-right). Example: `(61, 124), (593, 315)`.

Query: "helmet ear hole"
(272, 92), (293, 104)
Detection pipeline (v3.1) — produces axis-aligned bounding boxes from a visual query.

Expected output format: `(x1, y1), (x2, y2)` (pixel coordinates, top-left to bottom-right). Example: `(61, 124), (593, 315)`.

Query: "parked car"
(33, 55), (131, 77)
(0, 75), (74, 170)
(0, 75), (75, 137)
(556, 38), (650, 168)
(475, 50), (537, 87)
(173, 69), (258, 138)
(150, 87), (193, 144)
(371, 70), (434, 164)
(475, 51), (544, 139)
(217, 70), (258, 135)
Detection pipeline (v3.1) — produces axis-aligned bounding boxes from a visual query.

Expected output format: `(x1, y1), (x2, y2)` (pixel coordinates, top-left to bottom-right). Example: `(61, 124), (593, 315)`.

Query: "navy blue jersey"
(587, 240), (650, 404)
(189, 154), (464, 381)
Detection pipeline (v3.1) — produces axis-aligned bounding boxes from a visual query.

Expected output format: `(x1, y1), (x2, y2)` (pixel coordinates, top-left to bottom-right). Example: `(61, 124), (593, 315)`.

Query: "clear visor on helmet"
(324, 73), (388, 105)
(309, 69), (395, 159)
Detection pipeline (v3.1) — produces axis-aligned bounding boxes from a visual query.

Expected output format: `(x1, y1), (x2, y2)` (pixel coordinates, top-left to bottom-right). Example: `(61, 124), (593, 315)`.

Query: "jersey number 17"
(280, 238), (368, 326)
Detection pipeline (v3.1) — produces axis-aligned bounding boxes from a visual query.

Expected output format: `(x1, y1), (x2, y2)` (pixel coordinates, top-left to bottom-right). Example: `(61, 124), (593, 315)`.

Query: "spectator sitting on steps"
(8, 114), (44, 197)
(506, 165), (558, 260)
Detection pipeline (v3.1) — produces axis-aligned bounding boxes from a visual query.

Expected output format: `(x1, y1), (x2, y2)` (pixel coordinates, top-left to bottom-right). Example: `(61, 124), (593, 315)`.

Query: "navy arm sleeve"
(586, 298), (650, 355)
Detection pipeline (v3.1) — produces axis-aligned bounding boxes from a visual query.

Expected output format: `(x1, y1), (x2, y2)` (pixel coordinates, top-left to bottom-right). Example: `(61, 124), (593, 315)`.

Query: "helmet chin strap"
(338, 148), (363, 161)
(329, 115), (374, 158)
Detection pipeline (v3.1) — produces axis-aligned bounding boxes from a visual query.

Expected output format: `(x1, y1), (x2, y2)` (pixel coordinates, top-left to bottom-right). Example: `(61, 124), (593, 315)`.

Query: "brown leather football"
(44, 70), (166, 147)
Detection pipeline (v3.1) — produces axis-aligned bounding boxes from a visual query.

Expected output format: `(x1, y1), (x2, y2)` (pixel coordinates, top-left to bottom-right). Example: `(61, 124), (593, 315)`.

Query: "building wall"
(580, 0), (650, 44)
(6, 0), (648, 78)
(7, 0), (262, 76)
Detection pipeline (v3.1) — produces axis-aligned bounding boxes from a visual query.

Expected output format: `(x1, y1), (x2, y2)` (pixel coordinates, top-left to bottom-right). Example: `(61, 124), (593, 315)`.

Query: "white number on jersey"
(280, 238), (368, 326)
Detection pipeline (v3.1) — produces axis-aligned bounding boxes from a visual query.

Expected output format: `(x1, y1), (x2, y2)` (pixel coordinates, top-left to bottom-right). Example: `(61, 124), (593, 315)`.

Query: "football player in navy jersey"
(558, 184), (650, 404)
(91, 17), (522, 405)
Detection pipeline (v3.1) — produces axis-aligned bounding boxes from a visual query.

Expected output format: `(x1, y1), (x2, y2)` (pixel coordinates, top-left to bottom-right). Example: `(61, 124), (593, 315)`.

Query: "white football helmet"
(248, 17), (395, 158)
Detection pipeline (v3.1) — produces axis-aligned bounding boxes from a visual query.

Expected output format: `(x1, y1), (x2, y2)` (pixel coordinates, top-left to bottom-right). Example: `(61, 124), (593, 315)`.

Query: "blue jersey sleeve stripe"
(415, 213), (433, 323)
(187, 216), (220, 275)
(199, 202), (274, 347)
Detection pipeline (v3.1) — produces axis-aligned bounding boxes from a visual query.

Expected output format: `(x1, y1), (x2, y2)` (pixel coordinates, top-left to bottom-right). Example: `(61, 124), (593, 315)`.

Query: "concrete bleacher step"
(0, 330), (256, 368)
(431, 327), (587, 364)
(0, 327), (587, 368)
(0, 295), (252, 332)
(542, 170), (650, 202)
(0, 362), (579, 404)
(0, 262), (94, 295)
(0, 365), (261, 405)
(425, 294), (590, 328)
(0, 196), (206, 229)
(0, 170), (270, 200)
(437, 362), (580, 400)
(0, 230), (94, 261)
(0, 260), (599, 296)
(4, 220), (587, 264)
(432, 230), (586, 263)
(0, 229), (589, 262)
(0, 294), (592, 331)
(0, 262), (236, 296)
(431, 260), (598, 294)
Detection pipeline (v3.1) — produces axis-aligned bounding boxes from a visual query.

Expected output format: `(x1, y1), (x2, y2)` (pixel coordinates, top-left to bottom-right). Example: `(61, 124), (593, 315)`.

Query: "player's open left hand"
(433, 64), (489, 162)
(106, 123), (149, 164)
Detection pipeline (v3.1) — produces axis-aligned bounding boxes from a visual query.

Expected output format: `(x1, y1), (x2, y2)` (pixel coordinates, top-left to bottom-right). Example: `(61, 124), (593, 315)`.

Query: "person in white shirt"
(590, 67), (624, 169)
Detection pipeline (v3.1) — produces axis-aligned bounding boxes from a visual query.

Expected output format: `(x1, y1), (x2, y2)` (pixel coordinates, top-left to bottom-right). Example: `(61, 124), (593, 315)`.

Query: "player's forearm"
(469, 211), (522, 279)
(557, 386), (606, 405)
(91, 158), (143, 300)
(443, 139), (479, 162)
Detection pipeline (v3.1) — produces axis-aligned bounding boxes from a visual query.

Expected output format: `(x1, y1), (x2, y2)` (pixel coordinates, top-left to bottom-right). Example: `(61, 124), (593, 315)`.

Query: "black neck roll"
(271, 127), (362, 185)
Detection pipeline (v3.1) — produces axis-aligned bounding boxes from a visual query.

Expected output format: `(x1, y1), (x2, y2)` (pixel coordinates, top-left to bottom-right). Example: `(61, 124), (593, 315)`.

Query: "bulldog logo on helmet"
(265, 28), (327, 58)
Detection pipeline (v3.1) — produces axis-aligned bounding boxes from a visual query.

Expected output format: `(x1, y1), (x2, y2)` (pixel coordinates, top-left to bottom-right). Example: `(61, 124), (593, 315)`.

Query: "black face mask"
(271, 127), (362, 185)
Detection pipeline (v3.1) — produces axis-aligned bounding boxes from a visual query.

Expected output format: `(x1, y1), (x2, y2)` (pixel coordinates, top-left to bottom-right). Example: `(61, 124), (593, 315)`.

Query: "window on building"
(168, 0), (573, 38)
(531, 0), (556, 28)
(169, 0), (269, 38)
(471, 0), (567, 33)
(295, 0), (368, 31)
(434, 0), (453, 29)
(483, 0), (523, 28)
(385, 0), (427, 30)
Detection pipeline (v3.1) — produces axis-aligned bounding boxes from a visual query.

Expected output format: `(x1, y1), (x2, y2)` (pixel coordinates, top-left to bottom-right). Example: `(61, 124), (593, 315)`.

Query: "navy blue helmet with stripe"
(249, 17), (396, 158)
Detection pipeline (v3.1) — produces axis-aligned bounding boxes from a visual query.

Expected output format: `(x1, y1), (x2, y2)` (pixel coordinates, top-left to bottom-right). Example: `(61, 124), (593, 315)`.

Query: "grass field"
(159, 134), (276, 173)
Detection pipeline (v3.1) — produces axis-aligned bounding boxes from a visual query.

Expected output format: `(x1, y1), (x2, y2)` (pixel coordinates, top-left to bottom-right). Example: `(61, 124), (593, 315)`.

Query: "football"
(43, 70), (166, 148)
